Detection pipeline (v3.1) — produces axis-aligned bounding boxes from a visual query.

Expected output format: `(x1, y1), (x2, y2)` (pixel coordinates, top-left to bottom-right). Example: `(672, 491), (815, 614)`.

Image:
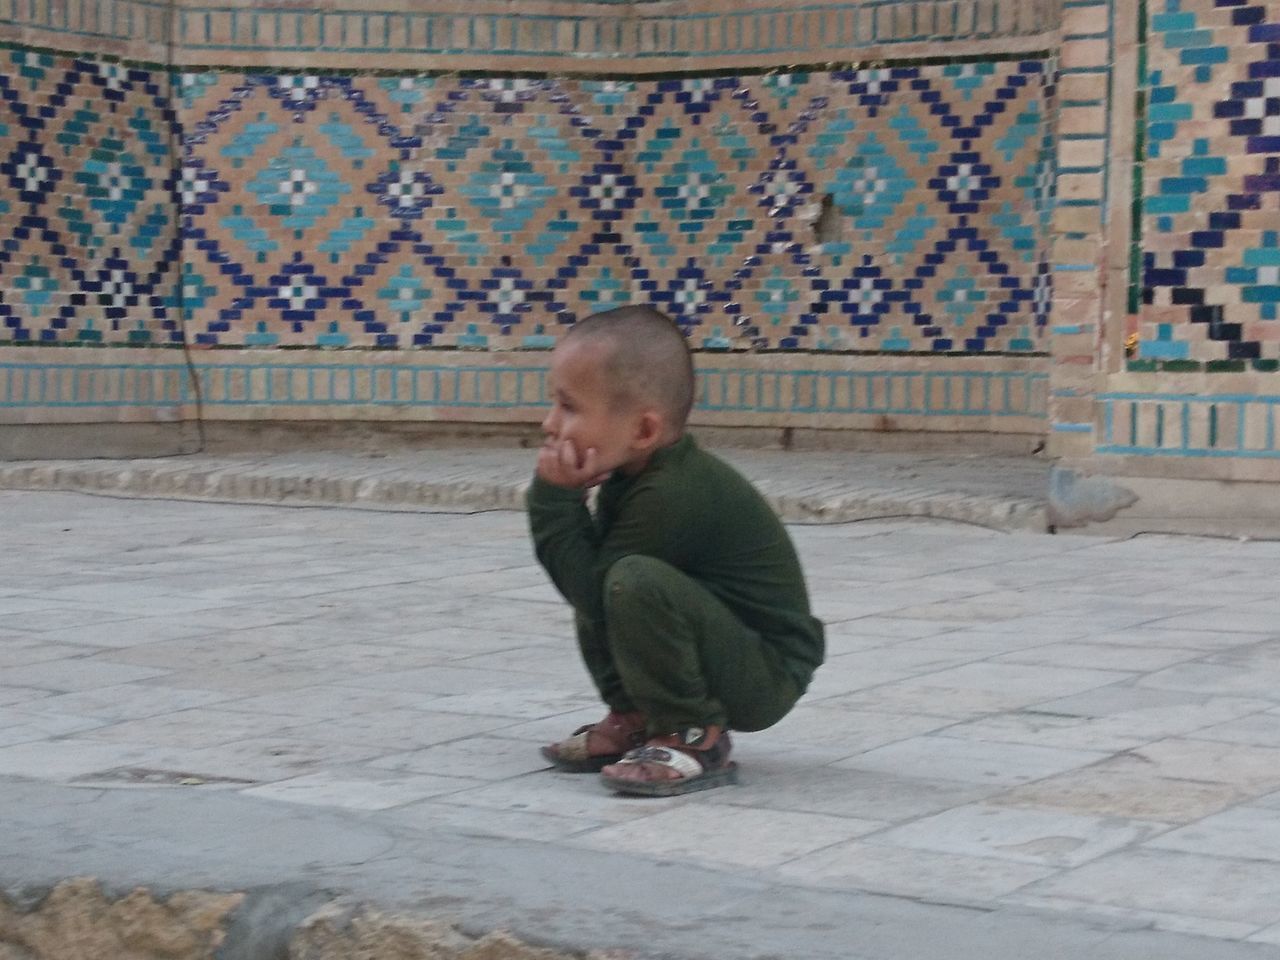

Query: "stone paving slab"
(3, 490), (1280, 959)
(0, 446), (1051, 531)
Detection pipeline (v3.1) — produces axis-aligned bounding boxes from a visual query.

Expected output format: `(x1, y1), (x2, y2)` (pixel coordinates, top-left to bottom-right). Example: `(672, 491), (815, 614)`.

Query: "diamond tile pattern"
(0, 49), (1053, 352)
(0, 49), (179, 344)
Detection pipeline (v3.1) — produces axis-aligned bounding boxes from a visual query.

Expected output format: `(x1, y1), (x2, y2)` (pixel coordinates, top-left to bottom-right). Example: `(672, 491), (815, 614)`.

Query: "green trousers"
(575, 554), (800, 735)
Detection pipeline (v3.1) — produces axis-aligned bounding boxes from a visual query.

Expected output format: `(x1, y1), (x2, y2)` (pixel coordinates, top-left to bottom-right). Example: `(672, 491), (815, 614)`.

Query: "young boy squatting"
(527, 306), (825, 797)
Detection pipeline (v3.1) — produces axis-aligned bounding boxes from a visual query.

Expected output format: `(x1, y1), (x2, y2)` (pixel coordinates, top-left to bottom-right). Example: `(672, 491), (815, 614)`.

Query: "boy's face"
(542, 338), (651, 476)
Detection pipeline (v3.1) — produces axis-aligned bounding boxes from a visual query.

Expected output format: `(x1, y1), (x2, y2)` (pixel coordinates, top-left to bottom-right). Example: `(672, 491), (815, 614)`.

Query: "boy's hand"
(537, 438), (612, 490)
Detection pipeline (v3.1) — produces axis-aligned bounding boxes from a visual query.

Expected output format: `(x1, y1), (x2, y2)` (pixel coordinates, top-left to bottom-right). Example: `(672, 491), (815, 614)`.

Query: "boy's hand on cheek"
(537, 438), (613, 490)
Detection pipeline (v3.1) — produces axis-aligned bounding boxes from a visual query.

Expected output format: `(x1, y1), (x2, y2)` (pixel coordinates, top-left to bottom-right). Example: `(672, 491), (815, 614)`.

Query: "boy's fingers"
(559, 439), (578, 470)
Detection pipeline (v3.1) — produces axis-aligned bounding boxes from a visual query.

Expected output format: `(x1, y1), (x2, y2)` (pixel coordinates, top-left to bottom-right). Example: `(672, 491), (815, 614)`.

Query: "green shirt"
(526, 434), (825, 692)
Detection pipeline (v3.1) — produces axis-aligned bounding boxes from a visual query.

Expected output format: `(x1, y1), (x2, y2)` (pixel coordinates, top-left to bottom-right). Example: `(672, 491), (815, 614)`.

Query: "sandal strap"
(617, 745), (705, 779)
(556, 728), (595, 762)
(555, 714), (645, 761)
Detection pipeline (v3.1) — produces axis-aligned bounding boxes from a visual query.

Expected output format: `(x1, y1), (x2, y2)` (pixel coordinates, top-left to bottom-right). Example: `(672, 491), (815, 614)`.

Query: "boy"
(526, 305), (825, 796)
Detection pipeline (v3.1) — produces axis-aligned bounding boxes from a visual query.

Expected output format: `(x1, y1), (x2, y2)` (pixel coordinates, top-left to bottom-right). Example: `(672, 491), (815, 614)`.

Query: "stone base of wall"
(1050, 461), (1280, 537)
(198, 419), (546, 456)
(0, 423), (201, 461)
(0, 418), (1046, 461)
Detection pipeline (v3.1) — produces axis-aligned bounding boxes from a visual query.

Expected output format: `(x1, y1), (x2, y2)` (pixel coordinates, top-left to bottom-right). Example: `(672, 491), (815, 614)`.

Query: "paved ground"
(0, 445), (1052, 531)
(3, 489), (1280, 959)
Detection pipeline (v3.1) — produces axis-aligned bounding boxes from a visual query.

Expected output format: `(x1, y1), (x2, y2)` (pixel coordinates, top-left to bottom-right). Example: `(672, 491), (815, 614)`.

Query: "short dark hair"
(564, 305), (696, 429)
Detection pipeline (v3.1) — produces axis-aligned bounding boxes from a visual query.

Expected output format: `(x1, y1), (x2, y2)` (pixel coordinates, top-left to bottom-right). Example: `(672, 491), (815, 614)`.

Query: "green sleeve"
(526, 474), (690, 624)
(526, 475), (599, 617)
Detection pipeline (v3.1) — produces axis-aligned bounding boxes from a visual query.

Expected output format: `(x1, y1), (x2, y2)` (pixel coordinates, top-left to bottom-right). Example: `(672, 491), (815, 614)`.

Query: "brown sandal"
(540, 710), (647, 773)
(601, 726), (738, 797)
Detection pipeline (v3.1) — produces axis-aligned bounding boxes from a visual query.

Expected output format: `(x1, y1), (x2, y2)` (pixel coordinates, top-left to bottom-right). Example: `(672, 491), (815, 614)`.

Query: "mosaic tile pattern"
(0, 41), (1053, 353)
(1133, 0), (1280, 372)
(172, 60), (1053, 352)
(0, 47), (180, 345)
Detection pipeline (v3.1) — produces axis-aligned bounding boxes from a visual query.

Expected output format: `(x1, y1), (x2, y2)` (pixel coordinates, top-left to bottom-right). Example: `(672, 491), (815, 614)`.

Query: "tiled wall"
(1090, 0), (1280, 467)
(175, 62), (1053, 354)
(1044, 0), (1114, 457)
(0, 0), (1059, 435)
(1132, 0), (1280, 373)
(0, 46), (180, 347)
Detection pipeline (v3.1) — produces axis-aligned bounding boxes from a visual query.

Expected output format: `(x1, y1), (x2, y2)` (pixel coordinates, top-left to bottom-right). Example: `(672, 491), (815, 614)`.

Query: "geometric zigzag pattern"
(0, 49), (181, 344)
(1, 49), (1054, 354)
(1137, 0), (1280, 369)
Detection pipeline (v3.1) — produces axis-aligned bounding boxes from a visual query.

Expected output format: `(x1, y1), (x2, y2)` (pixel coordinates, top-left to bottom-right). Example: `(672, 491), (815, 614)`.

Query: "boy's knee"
(603, 555), (672, 612)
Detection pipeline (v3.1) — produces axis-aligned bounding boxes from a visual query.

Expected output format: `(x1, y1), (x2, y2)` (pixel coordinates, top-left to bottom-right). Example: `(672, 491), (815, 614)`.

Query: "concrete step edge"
(0, 462), (1048, 533)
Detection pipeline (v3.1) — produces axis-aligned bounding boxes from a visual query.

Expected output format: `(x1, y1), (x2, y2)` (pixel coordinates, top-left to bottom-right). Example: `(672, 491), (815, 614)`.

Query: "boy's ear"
(634, 408), (665, 449)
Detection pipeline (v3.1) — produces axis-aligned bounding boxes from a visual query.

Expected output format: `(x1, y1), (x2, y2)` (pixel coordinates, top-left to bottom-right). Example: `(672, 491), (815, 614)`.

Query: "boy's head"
(542, 306), (695, 475)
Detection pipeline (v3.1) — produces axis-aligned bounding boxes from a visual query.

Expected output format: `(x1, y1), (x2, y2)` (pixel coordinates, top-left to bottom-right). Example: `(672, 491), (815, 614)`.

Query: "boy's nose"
(540, 408), (557, 436)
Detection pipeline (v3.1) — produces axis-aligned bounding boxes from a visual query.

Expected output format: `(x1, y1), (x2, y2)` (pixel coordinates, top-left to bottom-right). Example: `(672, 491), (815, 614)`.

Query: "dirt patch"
(0, 878), (242, 960)
(1, 880), (630, 960)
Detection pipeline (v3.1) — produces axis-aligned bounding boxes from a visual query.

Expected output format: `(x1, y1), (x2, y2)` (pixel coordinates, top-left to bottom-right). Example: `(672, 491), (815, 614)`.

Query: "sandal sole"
(601, 762), (739, 797)
(540, 745), (623, 773)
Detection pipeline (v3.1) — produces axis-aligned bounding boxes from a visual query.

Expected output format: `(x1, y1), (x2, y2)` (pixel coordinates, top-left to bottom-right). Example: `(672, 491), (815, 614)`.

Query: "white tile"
(873, 803), (1163, 867)
(1009, 894), (1265, 941)
(992, 642), (1200, 673)
(2, 658), (170, 691)
(908, 662), (1131, 703)
(0, 739), (159, 781)
(702, 764), (999, 822)
(371, 736), (550, 781)
(0, 639), (100, 668)
(81, 708), (302, 748)
(440, 773), (691, 825)
(0, 707), (108, 746)
(282, 709), (519, 752)
(32, 684), (236, 721)
(1149, 806), (1280, 862)
(990, 766), (1239, 823)
(0, 686), (53, 707)
(1018, 849), (1280, 926)
(1139, 663), (1280, 700)
(241, 770), (481, 811)
(1111, 738), (1280, 793)
(779, 840), (1059, 901)
(835, 735), (1104, 785)
(1191, 711), (1280, 748)
(385, 800), (603, 842)
(746, 705), (952, 757)
(1248, 921), (1280, 947)
(573, 804), (881, 869)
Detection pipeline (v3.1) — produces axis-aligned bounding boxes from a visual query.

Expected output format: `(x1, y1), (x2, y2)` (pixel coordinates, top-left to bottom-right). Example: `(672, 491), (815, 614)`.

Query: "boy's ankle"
(604, 709), (647, 732)
(647, 724), (727, 751)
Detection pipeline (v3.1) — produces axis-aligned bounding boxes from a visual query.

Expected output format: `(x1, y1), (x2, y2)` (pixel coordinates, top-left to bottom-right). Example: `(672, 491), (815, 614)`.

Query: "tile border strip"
(0, 361), (1049, 418)
(1098, 392), (1280, 458)
(0, 32), (1055, 77)
(0, 0), (1060, 68)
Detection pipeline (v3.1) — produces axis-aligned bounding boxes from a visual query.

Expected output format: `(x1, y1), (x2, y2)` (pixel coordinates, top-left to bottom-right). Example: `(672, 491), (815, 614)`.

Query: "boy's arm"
(527, 476), (688, 625)
(526, 475), (601, 616)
